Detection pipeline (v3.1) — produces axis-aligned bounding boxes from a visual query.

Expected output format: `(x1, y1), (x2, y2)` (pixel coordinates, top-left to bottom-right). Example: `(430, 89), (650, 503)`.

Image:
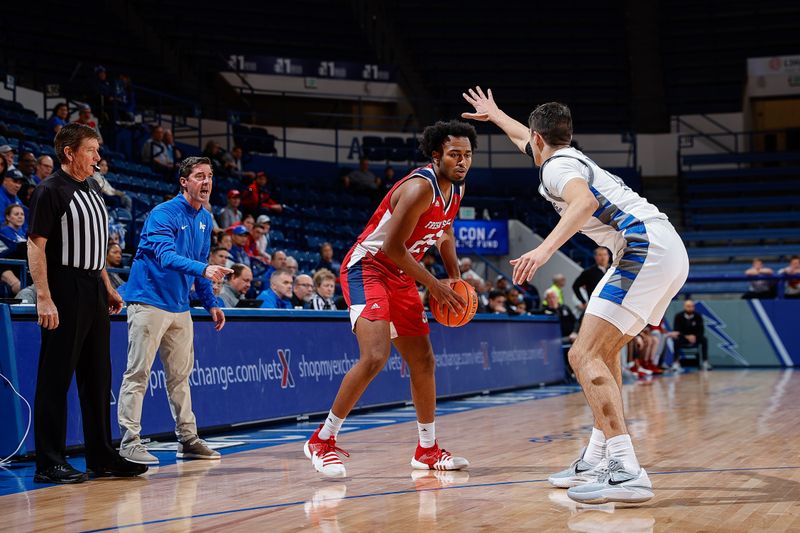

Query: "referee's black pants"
(34, 267), (116, 470)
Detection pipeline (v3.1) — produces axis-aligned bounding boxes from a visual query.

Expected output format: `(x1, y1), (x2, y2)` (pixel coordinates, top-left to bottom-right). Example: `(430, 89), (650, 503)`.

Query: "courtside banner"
(454, 220), (509, 255)
(6, 309), (562, 453)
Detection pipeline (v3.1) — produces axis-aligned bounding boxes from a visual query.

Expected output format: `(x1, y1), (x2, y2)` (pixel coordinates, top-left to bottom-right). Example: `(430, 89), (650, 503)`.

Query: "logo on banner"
(277, 349), (296, 388)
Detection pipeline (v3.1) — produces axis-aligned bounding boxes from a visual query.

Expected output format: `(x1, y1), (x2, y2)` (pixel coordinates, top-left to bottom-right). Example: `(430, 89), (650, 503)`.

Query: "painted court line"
(78, 465), (800, 533)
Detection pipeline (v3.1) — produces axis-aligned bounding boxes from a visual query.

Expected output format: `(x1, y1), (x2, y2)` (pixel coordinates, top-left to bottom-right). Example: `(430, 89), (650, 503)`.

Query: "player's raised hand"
(461, 86), (499, 122)
(204, 265), (233, 283)
(510, 247), (552, 285)
(429, 278), (466, 316)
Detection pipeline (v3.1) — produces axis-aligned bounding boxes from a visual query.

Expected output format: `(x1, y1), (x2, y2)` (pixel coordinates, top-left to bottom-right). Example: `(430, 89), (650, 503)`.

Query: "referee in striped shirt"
(27, 123), (147, 484)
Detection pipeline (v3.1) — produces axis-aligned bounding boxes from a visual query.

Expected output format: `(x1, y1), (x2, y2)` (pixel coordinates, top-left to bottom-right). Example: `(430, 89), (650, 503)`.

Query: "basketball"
(430, 279), (479, 327)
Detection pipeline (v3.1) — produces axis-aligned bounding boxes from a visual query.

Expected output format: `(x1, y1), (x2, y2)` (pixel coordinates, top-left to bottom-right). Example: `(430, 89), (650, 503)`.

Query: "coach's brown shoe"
(177, 437), (221, 460)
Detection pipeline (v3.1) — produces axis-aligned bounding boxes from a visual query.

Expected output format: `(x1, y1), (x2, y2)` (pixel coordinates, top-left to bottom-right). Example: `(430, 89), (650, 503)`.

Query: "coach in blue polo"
(117, 156), (232, 465)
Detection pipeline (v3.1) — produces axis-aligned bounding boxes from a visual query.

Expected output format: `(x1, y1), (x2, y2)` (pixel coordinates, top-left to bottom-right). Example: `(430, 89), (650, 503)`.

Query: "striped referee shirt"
(28, 168), (109, 271)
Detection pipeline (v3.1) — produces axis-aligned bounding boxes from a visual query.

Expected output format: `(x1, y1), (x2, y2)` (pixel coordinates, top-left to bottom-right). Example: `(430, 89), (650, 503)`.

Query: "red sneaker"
(410, 441), (469, 471)
(303, 424), (349, 478)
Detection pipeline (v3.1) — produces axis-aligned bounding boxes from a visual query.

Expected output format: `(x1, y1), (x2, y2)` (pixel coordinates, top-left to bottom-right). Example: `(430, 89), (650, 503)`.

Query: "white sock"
(318, 411), (344, 440)
(606, 434), (640, 472)
(583, 427), (606, 465)
(418, 421), (436, 448)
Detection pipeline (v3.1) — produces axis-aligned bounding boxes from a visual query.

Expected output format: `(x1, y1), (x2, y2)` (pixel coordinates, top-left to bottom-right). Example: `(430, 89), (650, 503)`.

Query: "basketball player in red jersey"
(304, 120), (476, 478)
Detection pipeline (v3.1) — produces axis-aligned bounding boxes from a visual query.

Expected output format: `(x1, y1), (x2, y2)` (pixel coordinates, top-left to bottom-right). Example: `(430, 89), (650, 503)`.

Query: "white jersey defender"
(536, 146), (689, 336)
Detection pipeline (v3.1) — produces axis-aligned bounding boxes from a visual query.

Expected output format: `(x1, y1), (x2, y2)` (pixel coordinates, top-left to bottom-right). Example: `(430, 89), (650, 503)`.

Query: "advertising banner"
(454, 220), (509, 256)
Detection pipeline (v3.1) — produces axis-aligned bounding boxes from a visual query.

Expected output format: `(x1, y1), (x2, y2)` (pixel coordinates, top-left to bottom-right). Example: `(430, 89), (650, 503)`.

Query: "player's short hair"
(419, 120), (477, 159)
(528, 102), (572, 146)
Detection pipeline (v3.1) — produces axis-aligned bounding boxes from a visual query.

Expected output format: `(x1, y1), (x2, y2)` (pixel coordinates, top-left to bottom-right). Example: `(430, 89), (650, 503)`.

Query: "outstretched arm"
(462, 86), (530, 153)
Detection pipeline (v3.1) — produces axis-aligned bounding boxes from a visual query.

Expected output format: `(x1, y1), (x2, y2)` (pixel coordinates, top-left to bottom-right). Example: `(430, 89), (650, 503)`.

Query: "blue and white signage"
(454, 220), (509, 255)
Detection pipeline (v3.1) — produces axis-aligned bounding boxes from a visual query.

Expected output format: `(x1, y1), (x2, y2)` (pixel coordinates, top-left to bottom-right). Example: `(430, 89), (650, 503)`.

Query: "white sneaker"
(567, 458), (654, 504)
(548, 449), (608, 488)
(304, 424), (348, 478)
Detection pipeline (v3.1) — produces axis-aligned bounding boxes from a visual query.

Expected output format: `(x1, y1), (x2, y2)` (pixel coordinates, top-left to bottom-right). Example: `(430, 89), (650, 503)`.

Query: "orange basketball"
(429, 279), (479, 327)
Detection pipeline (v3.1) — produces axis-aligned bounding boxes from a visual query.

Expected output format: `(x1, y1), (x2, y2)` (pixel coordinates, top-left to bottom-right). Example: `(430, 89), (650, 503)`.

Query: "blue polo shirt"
(257, 288), (292, 309)
(125, 195), (217, 312)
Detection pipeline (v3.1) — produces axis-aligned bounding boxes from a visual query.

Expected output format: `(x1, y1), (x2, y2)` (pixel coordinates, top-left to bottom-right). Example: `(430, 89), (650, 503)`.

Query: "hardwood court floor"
(4, 370), (800, 532)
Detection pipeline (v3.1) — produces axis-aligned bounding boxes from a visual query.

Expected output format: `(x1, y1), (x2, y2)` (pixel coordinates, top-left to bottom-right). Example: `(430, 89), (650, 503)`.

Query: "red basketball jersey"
(344, 164), (463, 273)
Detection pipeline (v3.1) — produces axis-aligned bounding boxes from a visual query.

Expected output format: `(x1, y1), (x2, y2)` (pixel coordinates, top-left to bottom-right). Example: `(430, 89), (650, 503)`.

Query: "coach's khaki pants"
(118, 303), (198, 447)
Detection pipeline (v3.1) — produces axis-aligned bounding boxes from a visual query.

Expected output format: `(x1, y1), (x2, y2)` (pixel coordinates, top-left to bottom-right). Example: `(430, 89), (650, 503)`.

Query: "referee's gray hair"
(178, 156), (212, 178)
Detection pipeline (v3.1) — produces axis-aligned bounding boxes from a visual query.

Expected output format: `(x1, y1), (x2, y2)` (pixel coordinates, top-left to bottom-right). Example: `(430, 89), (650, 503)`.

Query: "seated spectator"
(90, 65), (113, 124)
(163, 128), (182, 164)
(290, 274), (314, 309)
(258, 269), (294, 309)
(18, 151), (37, 184)
(92, 159), (132, 211)
(217, 232), (233, 252)
(32, 155), (54, 184)
(315, 242), (341, 275)
(422, 251), (445, 279)
(506, 287), (528, 316)
(219, 264), (252, 308)
(202, 140), (228, 176)
(241, 171), (283, 215)
(382, 165), (397, 190)
(141, 125), (174, 176)
(223, 145), (255, 182)
(106, 242), (126, 289)
(241, 213), (255, 232)
(218, 190), (243, 229)
(309, 268), (337, 310)
(253, 215), (271, 255)
(285, 256), (299, 277)
(743, 258), (776, 299)
(246, 223), (271, 264)
(486, 290), (507, 314)
(73, 104), (103, 144)
(47, 102), (70, 135)
(548, 273), (567, 305)
(778, 255), (800, 299)
(112, 73), (136, 122)
(541, 289), (577, 343)
(0, 204), (27, 249)
(459, 257), (484, 283)
(495, 275), (510, 293)
(343, 157), (380, 191)
(228, 225), (251, 266)
(671, 299), (710, 371)
(0, 169), (28, 227)
(0, 145), (16, 171)
(573, 247), (611, 311)
(209, 246), (233, 268)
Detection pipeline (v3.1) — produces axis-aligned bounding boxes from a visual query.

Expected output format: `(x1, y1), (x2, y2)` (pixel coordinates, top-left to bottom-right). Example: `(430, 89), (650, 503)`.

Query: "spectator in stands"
(0, 145), (16, 171)
(258, 269), (293, 309)
(314, 242), (340, 275)
(202, 141), (228, 177)
(217, 232), (232, 252)
(459, 257), (484, 283)
(671, 299), (710, 371)
(779, 255), (800, 299)
(73, 104), (103, 144)
(218, 190), (242, 229)
(219, 263), (252, 308)
(291, 274), (314, 308)
(32, 155), (54, 184)
(163, 128), (182, 163)
(548, 273), (567, 305)
(541, 289), (578, 343)
(209, 246), (232, 268)
(573, 247), (611, 310)
(0, 169), (28, 222)
(113, 73), (136, 122)
(253, 216), (271, 255)
(486, 290), (507, 314)
(241, 171), (283, 215)
(241, 213), (255, 232)
(343, 157), (380, 191)
(310, 268), (337, 310)
(18, 151), (37, 183)
(743, 258), (776, 299)
(0, 203), (27, 247)
(422, 251), (445, 279)
(106, 242), (125, 290)
(285, 256), (299, 277)
(228, 225), (251, 267)
(47, 102), (70, 135)
(223, 145), (255, 181)
(91, 65), (113, 124)
(506, 287), (528, 316)
(91, 159), (132, 211)
(382, 165), (397, 190)
(141, 125), (174, 176)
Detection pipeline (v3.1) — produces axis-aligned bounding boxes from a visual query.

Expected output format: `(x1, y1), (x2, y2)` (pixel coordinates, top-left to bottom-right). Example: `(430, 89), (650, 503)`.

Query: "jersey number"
(408, 230), (444, 255)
